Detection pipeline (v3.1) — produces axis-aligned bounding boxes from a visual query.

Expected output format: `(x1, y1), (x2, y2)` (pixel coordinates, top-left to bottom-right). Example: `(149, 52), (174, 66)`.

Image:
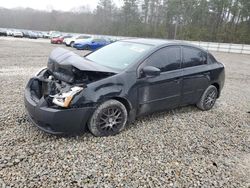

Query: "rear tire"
(88, 100), (127, 137)
(70, 41), (74, 47)
(197, 85), (218, 111)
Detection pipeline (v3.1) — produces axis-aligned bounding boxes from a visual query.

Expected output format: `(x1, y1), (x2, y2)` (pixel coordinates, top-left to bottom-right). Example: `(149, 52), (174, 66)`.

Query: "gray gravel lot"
(0, 38), (249, 187)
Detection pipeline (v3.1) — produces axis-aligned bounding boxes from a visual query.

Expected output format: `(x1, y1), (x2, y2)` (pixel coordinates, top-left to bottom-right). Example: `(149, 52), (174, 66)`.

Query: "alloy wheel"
(204, 88), (217, 109)
(97, 107), (124, 133)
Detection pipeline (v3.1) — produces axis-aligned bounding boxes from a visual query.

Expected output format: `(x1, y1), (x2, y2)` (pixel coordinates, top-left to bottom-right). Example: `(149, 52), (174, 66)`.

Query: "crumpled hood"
(47, 47), (117, 74)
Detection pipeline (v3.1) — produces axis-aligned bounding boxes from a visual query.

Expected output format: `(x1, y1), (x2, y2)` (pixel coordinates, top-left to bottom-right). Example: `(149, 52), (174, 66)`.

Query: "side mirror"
(142, 66), (161, 77)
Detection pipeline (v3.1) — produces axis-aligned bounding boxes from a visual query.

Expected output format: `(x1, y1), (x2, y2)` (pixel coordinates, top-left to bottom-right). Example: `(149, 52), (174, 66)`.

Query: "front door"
(137, 46), (183, 115)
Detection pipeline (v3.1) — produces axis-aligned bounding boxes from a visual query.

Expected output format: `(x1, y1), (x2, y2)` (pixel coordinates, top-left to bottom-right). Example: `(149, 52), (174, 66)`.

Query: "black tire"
(88, 100), (128, 137)
(70, 41), (74, 47)
(197, 85), (218, 111)
(84, 45), (90, 50)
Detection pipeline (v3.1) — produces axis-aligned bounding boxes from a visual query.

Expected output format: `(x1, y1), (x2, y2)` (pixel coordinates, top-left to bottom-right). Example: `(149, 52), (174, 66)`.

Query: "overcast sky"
(0, 0), (123, 11)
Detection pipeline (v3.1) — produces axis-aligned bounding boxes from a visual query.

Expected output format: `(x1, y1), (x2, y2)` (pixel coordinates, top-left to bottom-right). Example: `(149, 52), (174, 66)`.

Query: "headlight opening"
(51, 86), (83, 108)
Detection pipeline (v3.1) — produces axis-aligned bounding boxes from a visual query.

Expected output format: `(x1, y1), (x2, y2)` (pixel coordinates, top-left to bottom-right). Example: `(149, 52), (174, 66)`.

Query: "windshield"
(86, 41), (153, 70)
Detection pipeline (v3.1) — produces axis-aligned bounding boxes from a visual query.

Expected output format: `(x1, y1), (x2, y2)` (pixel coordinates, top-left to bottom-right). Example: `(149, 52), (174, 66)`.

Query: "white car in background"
(74, 37), (94, 45)
(13, 31), (23, 37)
(6, 30), (14, 36)
(63, 35), (91, 47)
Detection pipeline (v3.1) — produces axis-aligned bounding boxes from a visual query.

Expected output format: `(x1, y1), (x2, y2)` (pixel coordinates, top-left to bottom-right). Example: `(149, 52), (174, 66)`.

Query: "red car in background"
(51, 35), (72, 44)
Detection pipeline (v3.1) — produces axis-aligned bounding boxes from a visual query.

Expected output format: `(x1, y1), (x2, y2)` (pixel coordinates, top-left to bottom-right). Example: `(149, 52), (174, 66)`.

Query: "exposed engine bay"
(32, 69), (114, 97)
(29, 48), (116, 108)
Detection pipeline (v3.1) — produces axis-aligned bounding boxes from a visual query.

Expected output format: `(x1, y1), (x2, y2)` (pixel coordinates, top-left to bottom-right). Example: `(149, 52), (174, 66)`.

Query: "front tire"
(84, 45), (90, 50)
(88, 100), (128, 137)
(197, 85), (218, 111)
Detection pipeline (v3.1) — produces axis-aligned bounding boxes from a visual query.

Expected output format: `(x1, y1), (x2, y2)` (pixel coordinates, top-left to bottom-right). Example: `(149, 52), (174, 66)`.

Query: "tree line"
(0, 0), (249, 44)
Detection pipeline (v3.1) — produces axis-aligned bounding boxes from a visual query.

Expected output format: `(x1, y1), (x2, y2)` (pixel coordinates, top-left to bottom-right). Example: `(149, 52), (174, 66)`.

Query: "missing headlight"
(51, 86), (83, 108)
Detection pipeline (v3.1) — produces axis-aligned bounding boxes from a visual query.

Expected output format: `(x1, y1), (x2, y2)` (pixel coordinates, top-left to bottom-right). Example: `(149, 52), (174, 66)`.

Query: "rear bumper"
(24, 79), (95, 135)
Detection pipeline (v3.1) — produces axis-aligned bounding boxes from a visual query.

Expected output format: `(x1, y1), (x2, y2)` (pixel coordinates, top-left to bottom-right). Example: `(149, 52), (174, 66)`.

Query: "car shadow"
(124, 105), (201, 132)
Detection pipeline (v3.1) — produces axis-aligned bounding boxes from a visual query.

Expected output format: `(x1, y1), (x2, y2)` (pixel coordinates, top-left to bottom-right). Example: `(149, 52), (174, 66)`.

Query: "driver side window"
(145, 46), (181, 72)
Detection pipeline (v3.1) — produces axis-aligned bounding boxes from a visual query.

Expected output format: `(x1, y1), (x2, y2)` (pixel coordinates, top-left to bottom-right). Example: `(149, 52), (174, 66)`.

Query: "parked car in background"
(27, 31), (38, 39)
(24, 39), (225, 136)
(13, 30), (23, 37)
(42, 32), (49, 38)
(0, 29), (7, 36)
(51, 35), (72, 44)
(6, 29), (14, 36)
(73, 38), (111, 50)
(36, 32), (43, 38)
(51, 36), (63, 44)
(22, 30), (30, 38)
(73, 37), (92, 45)
(64, 35), (91, 47)
(49, 31), (61, 39)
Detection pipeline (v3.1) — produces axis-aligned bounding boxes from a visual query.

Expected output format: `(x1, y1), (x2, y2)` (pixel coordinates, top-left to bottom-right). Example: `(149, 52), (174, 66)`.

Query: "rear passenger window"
(145, 46), (181, 72)
(182, 47), (207, 68)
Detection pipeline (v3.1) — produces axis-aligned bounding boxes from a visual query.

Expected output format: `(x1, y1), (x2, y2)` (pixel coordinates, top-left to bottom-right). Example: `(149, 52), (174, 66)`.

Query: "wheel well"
(211, 83), (220, 97)
(112, 97), (131, 113)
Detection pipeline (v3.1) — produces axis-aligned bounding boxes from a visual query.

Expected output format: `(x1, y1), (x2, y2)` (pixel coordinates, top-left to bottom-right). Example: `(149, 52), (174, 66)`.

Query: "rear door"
(137, 46), (182, 115)
(181, 46), (210, 105)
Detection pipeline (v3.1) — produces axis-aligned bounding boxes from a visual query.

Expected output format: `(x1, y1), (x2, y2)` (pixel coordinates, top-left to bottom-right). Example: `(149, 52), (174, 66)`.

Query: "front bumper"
(24, 79), (95, 135)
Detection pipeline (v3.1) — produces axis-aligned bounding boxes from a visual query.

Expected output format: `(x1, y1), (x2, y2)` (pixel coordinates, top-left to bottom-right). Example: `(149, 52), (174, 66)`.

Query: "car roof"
(121, 38), (179, 46)
(121, 38), (206, 51)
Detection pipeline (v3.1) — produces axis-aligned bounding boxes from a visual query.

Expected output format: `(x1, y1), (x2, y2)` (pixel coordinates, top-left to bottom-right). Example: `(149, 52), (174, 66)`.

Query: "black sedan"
(24, 39), (225, 136)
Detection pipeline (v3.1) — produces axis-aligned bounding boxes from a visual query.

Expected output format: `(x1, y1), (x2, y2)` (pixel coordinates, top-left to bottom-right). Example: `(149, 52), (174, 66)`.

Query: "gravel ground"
(0, 38), (249, 188)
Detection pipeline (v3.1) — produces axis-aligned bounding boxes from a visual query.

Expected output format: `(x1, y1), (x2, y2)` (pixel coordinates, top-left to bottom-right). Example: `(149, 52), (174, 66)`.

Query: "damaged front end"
(30, 69), (84, 108)
(30, 47), (116, 108)
(24, 48), (116, 134)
